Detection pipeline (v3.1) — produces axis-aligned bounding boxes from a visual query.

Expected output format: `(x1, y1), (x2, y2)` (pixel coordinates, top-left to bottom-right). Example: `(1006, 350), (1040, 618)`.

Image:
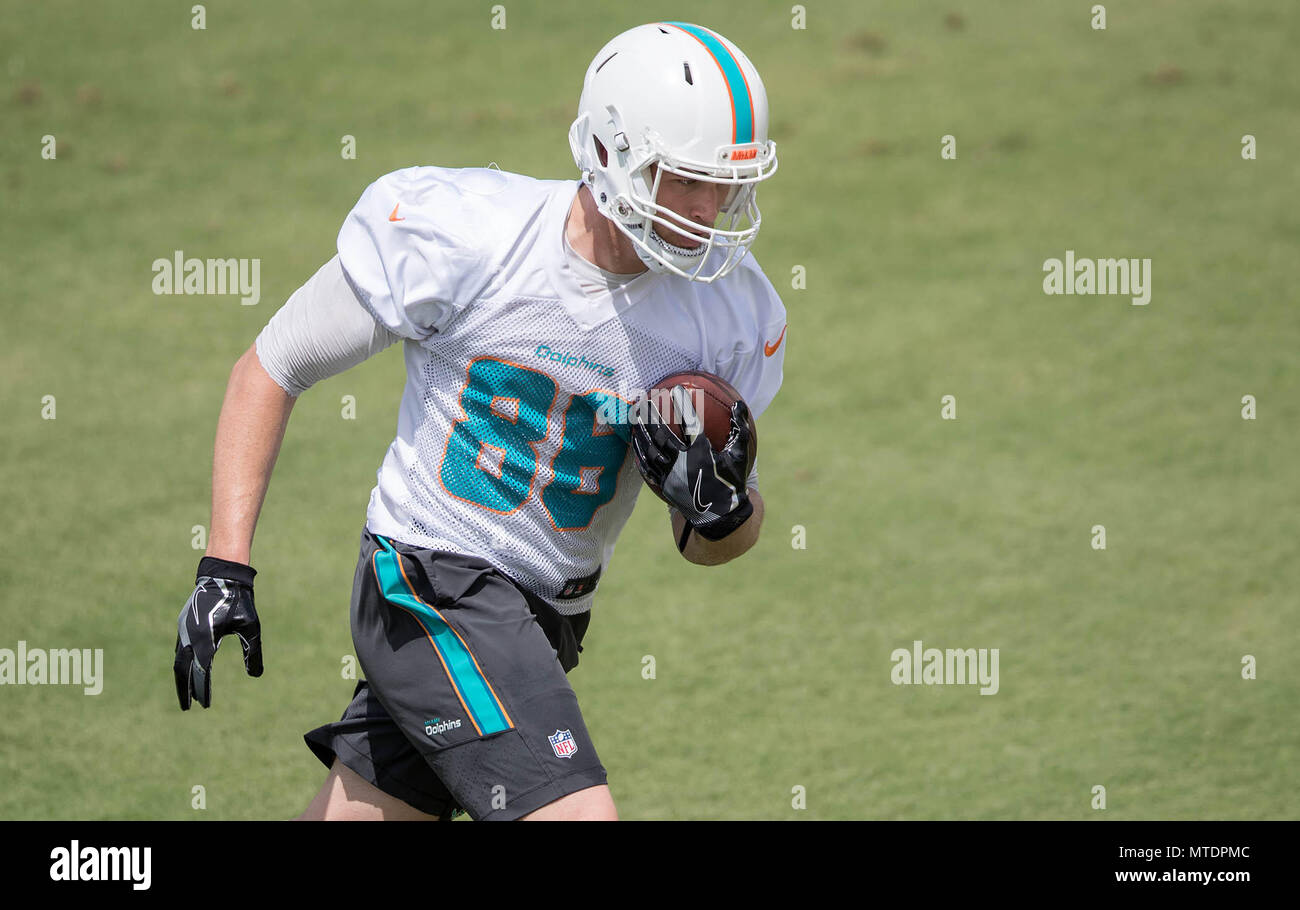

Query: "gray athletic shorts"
(304, 526), (607, 820)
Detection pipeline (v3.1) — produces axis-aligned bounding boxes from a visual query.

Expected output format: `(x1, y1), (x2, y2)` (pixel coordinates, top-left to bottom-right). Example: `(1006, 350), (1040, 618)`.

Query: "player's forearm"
(206, 345), (297, 565)
(671, 487), (764, 566)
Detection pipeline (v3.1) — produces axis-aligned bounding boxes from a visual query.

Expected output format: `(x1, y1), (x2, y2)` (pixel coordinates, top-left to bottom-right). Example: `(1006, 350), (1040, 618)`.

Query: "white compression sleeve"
(254, 255), (402, 397)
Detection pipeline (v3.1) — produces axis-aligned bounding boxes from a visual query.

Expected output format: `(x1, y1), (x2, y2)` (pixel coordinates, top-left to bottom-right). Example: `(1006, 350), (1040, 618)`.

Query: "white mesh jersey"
(338, 165), (786, 614)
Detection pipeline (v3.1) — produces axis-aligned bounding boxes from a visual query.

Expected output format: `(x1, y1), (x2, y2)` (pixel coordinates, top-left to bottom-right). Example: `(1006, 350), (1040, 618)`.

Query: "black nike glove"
(174, 556), (263, 710)
(630, 385), (753, 542)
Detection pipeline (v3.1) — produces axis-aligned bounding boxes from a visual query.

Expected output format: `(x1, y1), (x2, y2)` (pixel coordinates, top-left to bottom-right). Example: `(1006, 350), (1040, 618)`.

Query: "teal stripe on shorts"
(372, 535), (512, 736)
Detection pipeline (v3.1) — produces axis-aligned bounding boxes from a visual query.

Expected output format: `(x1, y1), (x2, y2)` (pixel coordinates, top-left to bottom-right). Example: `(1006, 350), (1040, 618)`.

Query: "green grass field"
(2, 0), (1297, 820)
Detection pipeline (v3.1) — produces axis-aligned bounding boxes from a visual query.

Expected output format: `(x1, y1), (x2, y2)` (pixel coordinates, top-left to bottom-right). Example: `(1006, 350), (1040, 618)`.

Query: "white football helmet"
(568, 22), (778, 283)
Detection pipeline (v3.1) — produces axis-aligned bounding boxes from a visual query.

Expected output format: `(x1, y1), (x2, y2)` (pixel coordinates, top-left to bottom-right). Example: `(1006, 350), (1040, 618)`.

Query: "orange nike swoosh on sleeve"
(764, 325), (787, 357)
(389, 203), (405, 222)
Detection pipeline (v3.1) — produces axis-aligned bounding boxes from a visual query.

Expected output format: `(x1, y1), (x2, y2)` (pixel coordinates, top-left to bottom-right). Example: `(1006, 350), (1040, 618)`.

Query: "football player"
(173, 21), (786, 820)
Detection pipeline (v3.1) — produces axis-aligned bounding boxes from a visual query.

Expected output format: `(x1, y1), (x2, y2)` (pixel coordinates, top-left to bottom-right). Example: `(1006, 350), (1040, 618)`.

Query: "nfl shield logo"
(548, 729), (578, 759)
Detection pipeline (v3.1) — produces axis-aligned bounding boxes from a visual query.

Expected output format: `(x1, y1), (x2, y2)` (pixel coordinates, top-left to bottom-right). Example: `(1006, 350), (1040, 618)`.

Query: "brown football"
(637, 370), (757, 501)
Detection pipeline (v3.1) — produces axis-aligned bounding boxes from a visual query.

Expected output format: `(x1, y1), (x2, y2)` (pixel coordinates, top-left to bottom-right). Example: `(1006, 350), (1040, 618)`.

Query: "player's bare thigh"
(297, 758), (617, 820)
(296, 758), (442, 821)
(521, 784), (618, 820)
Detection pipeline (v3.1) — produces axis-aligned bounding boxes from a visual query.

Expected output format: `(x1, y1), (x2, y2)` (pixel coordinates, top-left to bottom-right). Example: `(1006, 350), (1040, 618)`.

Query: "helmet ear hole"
(593, 137), (608, 168)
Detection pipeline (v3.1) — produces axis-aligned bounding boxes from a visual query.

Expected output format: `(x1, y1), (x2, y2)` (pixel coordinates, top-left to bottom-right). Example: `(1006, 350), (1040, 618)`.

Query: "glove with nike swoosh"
(173, 557), (263, 710)
(630, 385), (753, 543)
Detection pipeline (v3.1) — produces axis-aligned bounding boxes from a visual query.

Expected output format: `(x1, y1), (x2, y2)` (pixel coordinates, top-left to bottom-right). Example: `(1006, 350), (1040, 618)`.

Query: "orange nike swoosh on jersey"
(388, 203), (405, 222)
(764, 325), (787, 357)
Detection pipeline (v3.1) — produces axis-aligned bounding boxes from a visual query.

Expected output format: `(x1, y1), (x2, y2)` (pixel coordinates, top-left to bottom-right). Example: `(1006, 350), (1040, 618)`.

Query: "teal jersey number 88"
(440, 357), (630, 530)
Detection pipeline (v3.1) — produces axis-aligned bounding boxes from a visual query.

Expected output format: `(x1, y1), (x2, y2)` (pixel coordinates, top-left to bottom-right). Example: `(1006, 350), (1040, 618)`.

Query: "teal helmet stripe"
(663, 22), (754, 144)
(372, 536), (511, 736)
